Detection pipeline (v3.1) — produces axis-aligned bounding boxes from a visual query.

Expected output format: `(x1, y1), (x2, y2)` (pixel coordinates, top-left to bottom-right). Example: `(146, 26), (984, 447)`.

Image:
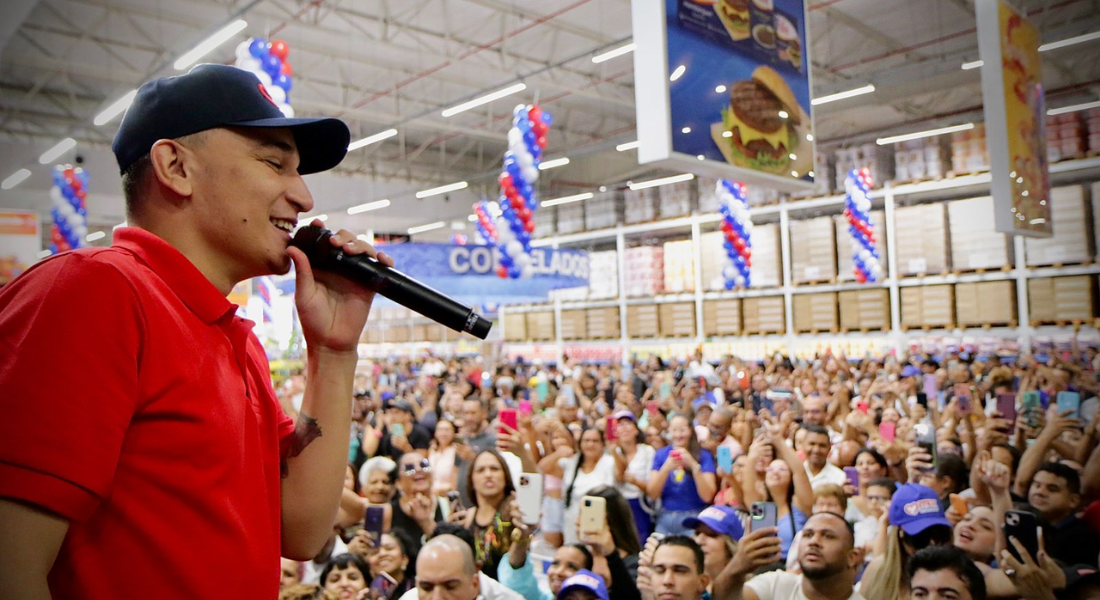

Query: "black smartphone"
(916, 392), (929, 408)
(1004, 510), (1040, 563)
(447, 490), (463, 512)
(364, 505), (385, 545)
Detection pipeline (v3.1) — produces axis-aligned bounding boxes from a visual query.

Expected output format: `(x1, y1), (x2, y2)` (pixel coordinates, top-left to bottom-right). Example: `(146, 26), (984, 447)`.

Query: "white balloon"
(75, 225), (88, 238)
(487, 200), (501, 213)
(734, 274), (746, 285)
(522, 166), (539, 183)
(267, 84), (287, 105)
(50, 187), (65, 206)
(742, 220), (754, 234)
(514, 253), (531, 268)
(723, 265), (737, 280)
(497, 225), (514, 241)
(858, 249), (871, 261)
(59, 202), (74, 216)
(520, 264), (535, 278)
(235, 41), (253, 63)
(255, 70), (273, 88)
(506, 240), (523, 256)
(517, 151), (534, 169)
(237, 57), (262, 74)
(279, 103), (295, 118)
(508, 128), (523, 146)
(872, 264), (885, 278)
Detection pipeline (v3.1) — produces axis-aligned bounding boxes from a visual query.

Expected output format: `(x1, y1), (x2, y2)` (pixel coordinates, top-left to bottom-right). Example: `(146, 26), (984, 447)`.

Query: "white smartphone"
(579, 495), (607, 534)
(516, 473), (543, 526)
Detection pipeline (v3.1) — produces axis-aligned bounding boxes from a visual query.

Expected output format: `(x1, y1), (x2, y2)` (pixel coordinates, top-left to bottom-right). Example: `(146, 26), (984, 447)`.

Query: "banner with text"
(0, 210), (41, 286)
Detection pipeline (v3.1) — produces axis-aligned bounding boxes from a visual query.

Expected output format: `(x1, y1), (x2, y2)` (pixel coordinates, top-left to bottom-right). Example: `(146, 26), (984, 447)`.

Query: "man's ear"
(849, 545), (865, 569)
(148, 139), (197, 199)
(699, 572), (712, 591)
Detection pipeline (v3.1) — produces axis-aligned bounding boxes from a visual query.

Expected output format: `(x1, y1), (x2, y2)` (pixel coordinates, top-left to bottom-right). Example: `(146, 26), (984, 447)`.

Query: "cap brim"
(228, 116), (350, 175)
(557, 585), (605, 600)
(682, 516), (705, 529)
(900, 514), (950, 536)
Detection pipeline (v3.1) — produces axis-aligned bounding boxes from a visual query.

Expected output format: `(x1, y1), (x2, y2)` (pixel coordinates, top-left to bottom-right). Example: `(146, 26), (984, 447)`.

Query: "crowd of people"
(276, 344), (1100, 600)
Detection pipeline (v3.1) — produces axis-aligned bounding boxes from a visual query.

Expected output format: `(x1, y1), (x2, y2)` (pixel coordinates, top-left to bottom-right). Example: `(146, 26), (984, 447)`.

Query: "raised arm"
(0, 500), (69, 600)
(1013, 408), (1079, 498)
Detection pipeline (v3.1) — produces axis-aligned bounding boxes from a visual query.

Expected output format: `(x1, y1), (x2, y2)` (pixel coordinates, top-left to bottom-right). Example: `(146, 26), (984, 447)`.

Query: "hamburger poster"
(631, 0), (814, 191)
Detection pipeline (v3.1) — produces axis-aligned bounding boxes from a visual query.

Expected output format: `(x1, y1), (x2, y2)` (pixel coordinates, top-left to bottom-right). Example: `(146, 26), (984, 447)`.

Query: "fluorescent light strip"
(347, 199), (391, 214)
(441, 83), (527, 118)
(1048, 100), (1100, 116)
(616, 141), (640, 152)
(1, 168), (31, 190)
(811, 84), (876, 106)
(298, 213), (329, 226)
(407, 221), (446, 234)
(348, 128), (398, 151)
(113, 222), (127, 230)
(961, 60), (984, 70)
(86, 231), (106, 242)
(38, 138), (76, 164)
(416, 181), (468, 199)
(541, 192), (594, 207)
(538, 157), (570, 170)
(592, 42), (636, 63)
(468, 214), (478, 222)
(37, 249), (51, 258)
(628, 173), (694, 191)
(1039, 30), (1100, 52)
(875, 123), (974, 146)
(94, 89), (138, 126)
(174, 19), (248, 70)
(670, 65), (686, 82)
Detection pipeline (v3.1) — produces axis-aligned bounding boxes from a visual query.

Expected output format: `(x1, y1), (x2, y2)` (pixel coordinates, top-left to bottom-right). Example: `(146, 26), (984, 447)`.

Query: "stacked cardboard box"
(503, 312), (527, 342)
(948, 197), (1012, 271)
(663, 240), (695, 293)
(1046, 112), (1086, 162)
(658, 181), (694, 218)
(839, 289), (891, 331)
(627, 304), (660, 338)
(588, 251), (619, 300)
(752, 223), (783, 288)
(955, 281), (1016, 326)
(834, 209), (888, 281)
(624, 246), (665, 297)
(557, 203), (585, 234)
(586, 307), (621, 338)
(703, 299), (741, 336)
(793, 292), (838, 332)
(363, 328), (383, 343)
(525, 311), (555, 341)
(699, 231), (726, 291)
(624, 188), (658, 224)
(894, 137), (948, 181)
(1025, 186), (1089, 266)
(811, 149), (832, 194)
(950, 123), (989, 173)
(534, 207), (556, 238)
(559, 309), (587, 340)
(895, 204), (949, 275)
(423, 325), (444, 342)
(1028, 276), (1094, 323)
(743, 296), (785, 334)
(658, 302), (696, 337)
(901, 285), (955, 328)
(834, 144), (894, 192)
(696, 176), (721, 213)
(790, 216), (837, 284)
(585, 191), (623, 230)
(387, 325), (411, 343)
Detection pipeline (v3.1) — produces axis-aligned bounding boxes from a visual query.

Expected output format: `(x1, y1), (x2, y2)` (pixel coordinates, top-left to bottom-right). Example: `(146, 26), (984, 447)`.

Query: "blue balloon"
(49, 243), (58, 254)
(249, 38), (269, 58)
(262, 54), (282, 77)
(526, 197), (537, 211)
(500, 255), (514, 267)
(733, 255), (745, 268)
(513, 105), (526, 117)
(521, 185), (534, 199)
(508, 265), (521, 278)
(523, 131), (537, 145)
(854, 256), (864, 270)
(518, 231), (531, 244)
(724, 279), (735, 290)
(61, 186), (75, 201)
(518, 119), (531, 133)
(274, 73), (292, 92)
(77, 206), (86, 218)
(541, 112), (553, 125)
(722, 241), (733, 253)
(76, 169), (89, 185)
(52, 172), (66, 188)
(58, 219), (71, 234)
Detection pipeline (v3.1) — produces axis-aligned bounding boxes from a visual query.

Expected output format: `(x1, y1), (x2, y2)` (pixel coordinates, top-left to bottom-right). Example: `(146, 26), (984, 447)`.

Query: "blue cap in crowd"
(683, 505), (744, 540)
(889, 484), (950, 535)
(557, 569), (609, 600)
(901, 365), (922, 378)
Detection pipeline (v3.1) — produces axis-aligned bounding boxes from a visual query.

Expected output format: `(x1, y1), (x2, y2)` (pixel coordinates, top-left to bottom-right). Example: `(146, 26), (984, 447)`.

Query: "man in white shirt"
(399, 525), (523, 600)
(714, 511), (865, 600)
(801, 425), (847, 490)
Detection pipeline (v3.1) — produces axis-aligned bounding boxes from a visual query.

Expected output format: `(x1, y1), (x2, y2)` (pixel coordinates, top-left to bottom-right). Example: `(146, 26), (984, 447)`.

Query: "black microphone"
(290, 226), (492, 340)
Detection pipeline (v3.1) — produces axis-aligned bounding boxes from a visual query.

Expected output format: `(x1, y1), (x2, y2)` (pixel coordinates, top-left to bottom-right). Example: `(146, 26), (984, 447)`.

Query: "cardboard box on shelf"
(627, 304), (660, 338)
(585, 191), (623, 231)
(387, 325), (411, 343)
(503, 312), (528, 341)
(901, 285), (955, 328)
(948, 197), (1013, 271)
(790, 216), (838, 284)
(839, 289), (890, 330)
(835, 209), (888, 281)
(1028, 276), (1094, 323)
(624, 188), (659, 224)
(793, 292), (838, 333)
(624, 246), (665, 297)
(658, 302), (696, 337)
(700, 230), (727, 291)
(1025, 186), (1089, 266)
(586, 307), (621, 339)
(560, 309), (588, 341)
(658, 180), (695, 218)
(663, 239), (695, 293)
(956, 281), (1016, 326)
(697, 176), (721, 213)
(703, 299), (741, 336)
(743, 296), (785, 334)
(556, 203), (585, 234)
(895, 203), (949, 275)
(525, 311), (555, 341)
(424, 325), (444, 342)
(834, 144), (894, 191)
(588, 251), (619, 300)
(533, 207), (556, 238)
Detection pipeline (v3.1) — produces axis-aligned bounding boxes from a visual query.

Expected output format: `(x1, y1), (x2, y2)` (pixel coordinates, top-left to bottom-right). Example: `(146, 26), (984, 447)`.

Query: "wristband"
(373, 429), (384, 439)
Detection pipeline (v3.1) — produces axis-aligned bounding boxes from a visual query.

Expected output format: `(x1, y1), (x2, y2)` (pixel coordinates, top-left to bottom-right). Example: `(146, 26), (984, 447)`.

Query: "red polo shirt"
(0, 228), (295, 599)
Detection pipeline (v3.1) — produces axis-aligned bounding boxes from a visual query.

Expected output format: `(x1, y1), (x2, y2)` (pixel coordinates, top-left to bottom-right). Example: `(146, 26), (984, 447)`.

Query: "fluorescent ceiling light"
(174, 19), (248, 70)
(348, 128), (398, 151)
(1048, 99), (1100, 116)
(416, 181), (468, 198)
(441, 83), (527, 118)
(468, 214), (478, 222)
(86, 231), (106, 242)
(592, 42), (636, 63)
(94, 89), (138, 126)
(38, 138), (76, 164)
(541, 192), (594, 207)
(811, 84), (875, 106)
(1039, 30), (1100, 52)
(113, 221), (127, 230)
(616, 141), (640, 152)
(539, 157), (570, 170)
(298, 213), (328, 226)
(2, 168), (32, 190)
(961, 60), (984, 70)
(628, 173), (694, 191)
(876, 123), (974, 146)
(670, 65), (686, 82)
(347, 199), (391, 214)
(407, 221), (446, 234)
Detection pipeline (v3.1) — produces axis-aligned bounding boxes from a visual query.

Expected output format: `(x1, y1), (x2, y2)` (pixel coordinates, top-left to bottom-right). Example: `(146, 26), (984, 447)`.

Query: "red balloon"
(51, 227), (64, 245)
(532, 121), (548, 137)
(63, 167), (75, 179)
(733, 238), (746, 252)
(281, 60), (293, 76)
(57, 238), (70, 252)
(720, 220), (732, 233)
(524, 220), (535, 233)
(498, 173), (513, 187)
(510, 197), (524, 210)
(724, 230), (737, 243)
(517, 207), (532, 221)
(497, 266), (509, 278)
(537, 136), (548, 149)
(742, 248), (752, 259)
(76, 189), (86, 201)
(70, 179), (82, 192)
(270, 39), (289, 61)
(528, 105), (543, 123)
(744, 257), (752, 267)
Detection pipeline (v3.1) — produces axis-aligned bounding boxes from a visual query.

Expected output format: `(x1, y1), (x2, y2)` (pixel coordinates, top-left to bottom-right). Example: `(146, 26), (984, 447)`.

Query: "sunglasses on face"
(401, 459), (431, 475)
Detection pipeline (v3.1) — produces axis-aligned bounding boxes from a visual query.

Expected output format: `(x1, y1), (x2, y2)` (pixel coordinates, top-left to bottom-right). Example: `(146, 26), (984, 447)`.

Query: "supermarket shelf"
(896, 270), (1016, 287)
(789, 280), (890, 295)
(1027, 263), (1100, 278)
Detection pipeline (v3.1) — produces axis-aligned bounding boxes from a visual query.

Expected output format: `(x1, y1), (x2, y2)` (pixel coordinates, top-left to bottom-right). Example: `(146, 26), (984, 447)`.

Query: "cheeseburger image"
(714, 0), (750, 41)
(718, 66), (801, 174)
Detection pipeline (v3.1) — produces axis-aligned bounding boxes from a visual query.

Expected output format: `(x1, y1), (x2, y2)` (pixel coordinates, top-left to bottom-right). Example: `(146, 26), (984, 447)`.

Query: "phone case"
(364, 505), (385, 544)
(879, 422), (896, 443)
(605, 416), (618, 441)
(499, 409), (518, 434)
(371, 573), (398, 598)
(1057, 391), (1081, 418)
(579, 495), (607, 534)
(950, 494), (970, 517)
(519, 400), (533, 415)
(750, 502), (778, 532)
(1004, 510), (1040, 563)
(516, 473), (543, 525)
(844, 466), (859, 489)
(923, 374), (938, 397)
(717, 446), (732, 472)
(996, 394), (1017, 424)
(390, 423), (405, 437)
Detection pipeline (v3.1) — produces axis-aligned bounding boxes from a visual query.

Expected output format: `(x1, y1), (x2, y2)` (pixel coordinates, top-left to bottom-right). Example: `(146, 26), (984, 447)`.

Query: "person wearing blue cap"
(683, 505), (745, 586)
(0, 63), (387, 599)
(860, 484), (953, 600)
(556, 569), (610, 600)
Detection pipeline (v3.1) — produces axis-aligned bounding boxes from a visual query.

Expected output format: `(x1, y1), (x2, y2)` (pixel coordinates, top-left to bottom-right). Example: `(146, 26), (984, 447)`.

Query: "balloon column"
(472, 200), (499, 245)
(234, 37), (295, 118)
(843, 167), (883, 283)
(717, 179), (753, 289)
(48, 165), (90, 255)
(494, 104), (552, 279)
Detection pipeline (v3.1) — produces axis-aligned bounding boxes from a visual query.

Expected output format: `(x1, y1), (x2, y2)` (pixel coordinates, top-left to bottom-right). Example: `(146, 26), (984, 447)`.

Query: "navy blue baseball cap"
(557, 570), (609, 600)
(112, 64), (350, 175)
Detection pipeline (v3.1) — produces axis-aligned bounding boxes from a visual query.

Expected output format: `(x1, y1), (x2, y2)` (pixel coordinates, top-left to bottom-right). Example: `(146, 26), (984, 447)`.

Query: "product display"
(743, 296), (785, 334)
(947, 197), (1013, 271)
(559, 309), (587, 340)
(627, 304), (661, 338)
(658, 302), (696, 337)
(895, 204), (949, 275)
(1024, 186), (1088, 266)
(624, 246), (665, 297)
(793, 292), (838, 333)
(1029, 276), (1094, 324)
(586, 307), (621, 339)
(951, 122), (990, 173)
(839, 289), (890, 331)
(624, 188), (659, 224)
(663, 239), (695, 293)
(703, 299), (742, 336)
(585, 191), (622, 230)
(789, 215), (837, 284)
(955, 281), (1017, 326)
(503, 312), (527, 341)
(525, 311), (555, 341)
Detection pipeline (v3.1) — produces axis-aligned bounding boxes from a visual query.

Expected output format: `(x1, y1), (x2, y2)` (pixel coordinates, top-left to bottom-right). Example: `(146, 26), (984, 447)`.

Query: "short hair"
(1035, 462), (1081, 495)
(814, 484), (849, 512)
(867, 478), (897, 495)
(802, 424), (830, 439)
(359, 456), (397, 488)
(121, 130), (208, 218)
(319, 553), (369, 588)
(805, 511), (855, 549)
(935, 455), (970, 495)
(907, 546), (987, 600)
(430, 522), (478, 557)
(564, 543), (595, 570)
(991, 443), (1022, 474)
(655, 535), (705, 574)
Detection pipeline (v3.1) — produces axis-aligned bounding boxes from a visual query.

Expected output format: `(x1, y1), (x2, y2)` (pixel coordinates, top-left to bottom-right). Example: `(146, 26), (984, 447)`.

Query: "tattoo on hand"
(281, 412), (323, 478)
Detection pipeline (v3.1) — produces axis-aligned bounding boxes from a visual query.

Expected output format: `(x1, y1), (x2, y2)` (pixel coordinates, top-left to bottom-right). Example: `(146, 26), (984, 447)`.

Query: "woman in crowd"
(561, 427), (617, 545)
(611, 410), (656, 541)
(365, 531), (416, 599)
(457, 448), (518, 579)
(537, 420), (577, 548)
(861, 483), (954, 600)
(428, 418), (459, 496)
(320, 553), (370, 600)
(846, 448), (891, 522)
(684, 505), (743, 590)
(339, 458), (397, 531)
(740, 425), (813, 563)
(582, 485), (644, 580)
(390, 451), (445, 557)
(499, 542), (595, 600)
(951, 504), (998, 566)
(647, 414), (718, 536)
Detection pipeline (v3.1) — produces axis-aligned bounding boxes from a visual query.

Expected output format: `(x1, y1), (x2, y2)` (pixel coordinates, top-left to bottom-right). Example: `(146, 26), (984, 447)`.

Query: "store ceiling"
(1, 0), (1098, 243)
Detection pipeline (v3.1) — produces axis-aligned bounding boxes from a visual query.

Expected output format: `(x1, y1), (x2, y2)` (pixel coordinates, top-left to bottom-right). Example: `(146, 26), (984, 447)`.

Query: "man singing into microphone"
(0, 64), (391, 600)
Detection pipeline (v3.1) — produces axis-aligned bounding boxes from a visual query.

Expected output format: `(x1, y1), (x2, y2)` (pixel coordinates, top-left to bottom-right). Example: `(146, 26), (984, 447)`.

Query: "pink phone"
(606, 416), (618, 442)
(879, 422), (896, 443)
(518, 400), (533, 415)
(499, 408), (518, 434)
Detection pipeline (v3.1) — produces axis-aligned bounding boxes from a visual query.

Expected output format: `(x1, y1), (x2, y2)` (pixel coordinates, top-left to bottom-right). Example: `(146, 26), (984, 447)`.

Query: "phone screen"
(605, 416), (618, 442)
(499, 409), (518, 434)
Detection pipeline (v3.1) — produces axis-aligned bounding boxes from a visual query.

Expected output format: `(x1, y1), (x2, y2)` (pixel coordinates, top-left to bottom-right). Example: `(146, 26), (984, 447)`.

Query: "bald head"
(420, 534), (475, 575)
(417, 535), (480, 600)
